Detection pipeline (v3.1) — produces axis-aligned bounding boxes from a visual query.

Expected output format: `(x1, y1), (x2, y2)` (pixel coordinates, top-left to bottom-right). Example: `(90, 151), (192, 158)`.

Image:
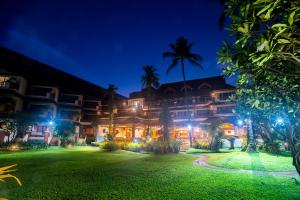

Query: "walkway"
(194, 155), (299, 177)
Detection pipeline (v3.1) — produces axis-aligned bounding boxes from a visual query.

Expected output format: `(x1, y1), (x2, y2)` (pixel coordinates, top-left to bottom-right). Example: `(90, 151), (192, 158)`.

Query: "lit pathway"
(194, 155), (299, 177)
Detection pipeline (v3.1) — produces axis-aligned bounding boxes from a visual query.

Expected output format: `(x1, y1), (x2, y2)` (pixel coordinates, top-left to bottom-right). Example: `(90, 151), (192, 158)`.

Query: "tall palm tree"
(107, 84), (117, 141)
(141, 65), (160, 139)
(163, 37), (203, 147)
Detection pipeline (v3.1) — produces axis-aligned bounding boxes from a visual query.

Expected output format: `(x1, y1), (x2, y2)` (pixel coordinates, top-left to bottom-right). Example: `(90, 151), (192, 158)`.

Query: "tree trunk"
(147, 88), (152, 140)
(288, 126), (300, 176)
(246, 116), (257, 152)
(181, 59), (192, 147)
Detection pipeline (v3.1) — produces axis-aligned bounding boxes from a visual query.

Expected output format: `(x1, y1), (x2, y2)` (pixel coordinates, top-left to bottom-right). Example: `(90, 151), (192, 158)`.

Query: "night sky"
(0, 0), (232, 96)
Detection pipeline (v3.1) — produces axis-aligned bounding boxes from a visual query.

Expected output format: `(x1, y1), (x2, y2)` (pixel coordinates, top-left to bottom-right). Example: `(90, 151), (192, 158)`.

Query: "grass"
(206, 151), (295, 172)
(0, 147), (299, 200)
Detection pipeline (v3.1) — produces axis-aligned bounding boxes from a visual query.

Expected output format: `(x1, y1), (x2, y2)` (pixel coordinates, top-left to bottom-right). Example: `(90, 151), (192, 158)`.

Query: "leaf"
(274, 28), (287, 39)
(257, 3), (272, 16)
(278, 39), (290, 44)
(254, 0), (271, 5)
(252, 100), (260, 108)
(271, 24), (287, 29)
(288, 11), (295, 26)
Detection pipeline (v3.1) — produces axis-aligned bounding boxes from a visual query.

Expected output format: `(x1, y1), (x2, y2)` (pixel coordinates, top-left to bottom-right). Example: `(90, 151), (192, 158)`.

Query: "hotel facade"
(0, 47), (246, 148)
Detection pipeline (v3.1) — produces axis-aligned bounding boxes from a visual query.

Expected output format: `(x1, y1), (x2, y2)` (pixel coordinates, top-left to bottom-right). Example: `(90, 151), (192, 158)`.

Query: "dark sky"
(0, 0), (233, 96)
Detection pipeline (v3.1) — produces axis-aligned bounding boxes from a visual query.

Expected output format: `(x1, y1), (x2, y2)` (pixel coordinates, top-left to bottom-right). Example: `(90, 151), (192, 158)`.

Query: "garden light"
(237, 120), (243, 126)
(276, 117), (284, 125)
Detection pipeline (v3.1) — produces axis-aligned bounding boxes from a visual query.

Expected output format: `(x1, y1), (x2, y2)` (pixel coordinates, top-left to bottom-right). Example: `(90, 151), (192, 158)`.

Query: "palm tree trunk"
(147, 88), (152, 140)
(181, 59), (192, 147)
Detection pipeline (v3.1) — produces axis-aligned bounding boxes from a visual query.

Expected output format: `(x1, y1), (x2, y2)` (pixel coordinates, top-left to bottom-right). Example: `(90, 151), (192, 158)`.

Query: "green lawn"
(0, 147), (299, 200)
(206, 151), (295, 172)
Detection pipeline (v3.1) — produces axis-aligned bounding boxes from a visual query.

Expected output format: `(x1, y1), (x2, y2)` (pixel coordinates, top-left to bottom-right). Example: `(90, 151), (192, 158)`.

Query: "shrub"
(169, 139), (182, 153)
(23, 140), (48, 149)
(117, 141), (128, 150)
(100, 141), (119, 151)
(263, 141), (281, 154)
(127, 142), (142, 152)
(151, 140), (182, 154)
(192, 140), (210, 150)
(60, 138), (74, 147)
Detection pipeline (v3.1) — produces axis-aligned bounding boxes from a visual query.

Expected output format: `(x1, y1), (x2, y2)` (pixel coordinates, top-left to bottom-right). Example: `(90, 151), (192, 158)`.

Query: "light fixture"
(237, 120), (243, 126)
(48, 121), (54, 125)
(187, 125), (192, 131)
(276, 117), (284, 125)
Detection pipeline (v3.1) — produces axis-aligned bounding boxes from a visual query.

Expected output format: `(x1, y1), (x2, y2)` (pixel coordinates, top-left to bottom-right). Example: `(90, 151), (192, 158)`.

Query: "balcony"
(0, 76), (22, 92)
(59, 94), (82, 106)
(27, 86), (56, 100)
(57, 110), (81, 121)
(28, 104), (55, 118)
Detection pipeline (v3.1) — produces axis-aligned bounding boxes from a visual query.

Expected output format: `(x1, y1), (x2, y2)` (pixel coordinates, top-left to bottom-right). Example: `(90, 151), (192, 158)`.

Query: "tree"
(141, 65), (160, 139)
(204, 119), (224, 152)
(54, 120), (75, 146)
(218, 0), (300, 174)
(107, 84), (117, 141)
(159, 100), (173, 144)
(163, 37), (203, 147)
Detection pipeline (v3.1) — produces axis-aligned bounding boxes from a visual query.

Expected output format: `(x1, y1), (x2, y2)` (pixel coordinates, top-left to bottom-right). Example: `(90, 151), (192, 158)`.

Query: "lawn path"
(194, 155), (299, 177)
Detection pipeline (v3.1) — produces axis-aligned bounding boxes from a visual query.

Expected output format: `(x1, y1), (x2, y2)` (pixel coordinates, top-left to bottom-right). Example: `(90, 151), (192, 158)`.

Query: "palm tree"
(163, 37), (203, 147)
(141, 65), (160, 139)
(107, 84), (117, 141)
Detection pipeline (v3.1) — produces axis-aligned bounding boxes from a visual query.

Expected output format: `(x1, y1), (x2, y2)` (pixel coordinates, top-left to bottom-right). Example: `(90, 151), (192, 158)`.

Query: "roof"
(0, 47), (126, 100)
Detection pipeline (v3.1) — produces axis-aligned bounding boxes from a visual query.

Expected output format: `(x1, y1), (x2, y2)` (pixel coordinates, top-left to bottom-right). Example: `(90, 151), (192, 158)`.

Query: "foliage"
(192, 140), (210, 150)
(163, 37), (202, 147)
(218, 0), (300, 174)
(159, 100), (173, 143)
(23, 140), (48, 150)
(106, 84), (118, 140)
(151, 139), (182, 154)
(141, 65), (160, 138)
(0, 164), (21, 199)
(263, 140), (282, 154)
(54, 120), (76, 146)
(203, 119), (225, 152)
(127, 142), (142, 152)
(100, 141), (119, 151)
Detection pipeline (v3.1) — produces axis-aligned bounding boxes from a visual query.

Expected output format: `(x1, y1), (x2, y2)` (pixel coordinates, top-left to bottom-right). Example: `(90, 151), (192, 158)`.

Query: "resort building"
(98, 76), (246, 148)
(0, 47), (125, 144)
(0, 47), (246, 148)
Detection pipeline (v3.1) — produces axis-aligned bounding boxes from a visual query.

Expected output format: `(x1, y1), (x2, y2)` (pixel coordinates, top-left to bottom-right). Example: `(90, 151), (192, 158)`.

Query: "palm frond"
(162, 51), (176, 58)
(166, 59), (179, 74)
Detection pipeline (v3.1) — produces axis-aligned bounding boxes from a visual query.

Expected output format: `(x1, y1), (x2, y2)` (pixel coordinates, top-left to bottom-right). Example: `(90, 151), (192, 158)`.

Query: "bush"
(263, 141), (281, 154)
(100, 141), (119, 151)
(117, 141), (128, 150)
(127, 142), (142, 152)
(23, 140), (48, 149)
(60, 138), (74, 147)
(169, 140), (182, 153)
(151, 140), (182, 154)
(192, 140), (210, 150)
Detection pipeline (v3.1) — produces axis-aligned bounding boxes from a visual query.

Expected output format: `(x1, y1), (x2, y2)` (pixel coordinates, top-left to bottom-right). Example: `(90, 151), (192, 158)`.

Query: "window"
(217, 106), (234, 114)
(219, 92), (234, 101)
(196, 109), (209, 117)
